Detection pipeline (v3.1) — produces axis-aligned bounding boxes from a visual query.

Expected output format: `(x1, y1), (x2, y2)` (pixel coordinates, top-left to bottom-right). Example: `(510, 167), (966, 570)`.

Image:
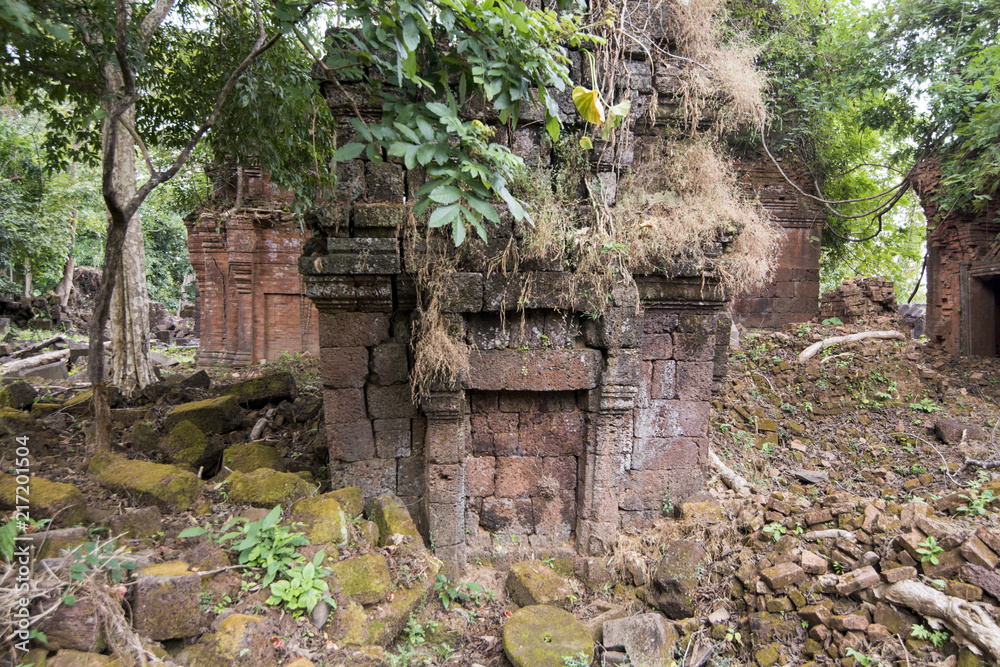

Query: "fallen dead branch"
(874, 579), (1000, 661)
(708, 449), (752, 493)
(9, 335), (68, 359)
(0, 348), (70, 375)
(797, 330), (905, 363)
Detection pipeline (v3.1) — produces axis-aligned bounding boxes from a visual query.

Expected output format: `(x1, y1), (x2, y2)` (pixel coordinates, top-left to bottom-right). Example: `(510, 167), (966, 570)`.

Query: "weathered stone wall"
(733, 152), (824, 327)
(185, 168), (320, 367)
(914, 159), (1000, 355)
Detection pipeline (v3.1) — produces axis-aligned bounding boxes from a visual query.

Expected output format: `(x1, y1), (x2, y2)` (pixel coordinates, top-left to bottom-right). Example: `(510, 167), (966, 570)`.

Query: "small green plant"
(266, 551), (336, 618)
(916, 536), (944, 565)
(832, 560), (846, 574)
(434, 574), (485, 609)
(910, 623), (949, 647)
(661, 495), (674, 515)
(725, 629), (742, 645)
(562, 652), (591, 667)
(822, 317), (843, 325)
(216, 506), (309, 586)
(67, 538), (138, 585)
(909, 397), (943, 413)
(957, 489), (996, 517)
(762, 522), (786, 542)
(844, 648), (883, 666)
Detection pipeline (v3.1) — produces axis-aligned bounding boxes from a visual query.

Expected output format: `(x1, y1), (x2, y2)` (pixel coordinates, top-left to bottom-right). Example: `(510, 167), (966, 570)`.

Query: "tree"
(1, 0), (313, 451)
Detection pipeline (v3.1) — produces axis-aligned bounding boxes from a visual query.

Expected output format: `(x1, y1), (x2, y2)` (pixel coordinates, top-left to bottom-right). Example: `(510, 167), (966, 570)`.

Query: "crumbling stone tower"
(299, 14), (757, 569)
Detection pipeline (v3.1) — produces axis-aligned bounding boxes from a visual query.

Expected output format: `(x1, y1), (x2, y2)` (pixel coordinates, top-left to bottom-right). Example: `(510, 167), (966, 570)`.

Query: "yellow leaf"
(572, 86), (605, 125)
(579, 136), (593, 150)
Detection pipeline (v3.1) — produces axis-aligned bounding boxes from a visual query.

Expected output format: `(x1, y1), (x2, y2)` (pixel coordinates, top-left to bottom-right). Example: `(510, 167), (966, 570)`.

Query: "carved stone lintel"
(304, 275), (393, 312)
(599, 384), (638, 414)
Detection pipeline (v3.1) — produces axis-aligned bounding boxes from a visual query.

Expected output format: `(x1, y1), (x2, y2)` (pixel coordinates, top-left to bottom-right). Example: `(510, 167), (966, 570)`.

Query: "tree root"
(708, 449), (752, 493)
(874, 579), (1000, 661)
(797, 330), (906, 363)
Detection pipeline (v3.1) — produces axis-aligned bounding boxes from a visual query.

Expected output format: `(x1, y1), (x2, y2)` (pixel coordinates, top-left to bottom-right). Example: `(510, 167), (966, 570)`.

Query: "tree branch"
(118, 118), (156, 177)
(139, 0), (175, 52)
(20, 63), (100, 94)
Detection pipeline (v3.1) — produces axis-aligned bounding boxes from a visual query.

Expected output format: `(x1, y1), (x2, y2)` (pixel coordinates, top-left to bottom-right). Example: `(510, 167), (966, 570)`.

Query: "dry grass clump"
(614, 136), (779, 294)
(666, 0), (768, 133)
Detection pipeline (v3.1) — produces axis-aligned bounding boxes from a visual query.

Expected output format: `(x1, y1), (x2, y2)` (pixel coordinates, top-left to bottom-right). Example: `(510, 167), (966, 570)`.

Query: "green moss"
(755, 644), (780, 667)
(329, 487), (364, 517)
(506, 560), (573, 608)
(226, 468), (314, 507)
(367, 494), (422, 550)
(290, 494), (348, 545)
(331, 600), (371, 646)
(0, 406), (36, 428)
(163, 395), (242, 435)
(502, 605), (594, 667)
(44, 650), (112, 667)
(367, 554), (440, 646)
(161, 420), (209, 467)
(31, 402), (61, 418)
(95, 459), (200, 511)
(224, 373), (296, 408)
(330, 554), (392, 606)
(0, 474), (87, 526)
(140, 561), (192, 577)
(124, 421), (159, 452)
(222, 442), (286, 473)
(63, 390), (94, 415)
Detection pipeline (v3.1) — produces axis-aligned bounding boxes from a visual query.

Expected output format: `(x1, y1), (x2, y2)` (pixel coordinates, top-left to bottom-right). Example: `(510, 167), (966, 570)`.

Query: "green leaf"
(402, 15), (421, 52)
(333, 143), (366, 161)
(62, 594), (76, 606)
(452, 215), (467, 245)
(178, 526), (208, 539)
(430, 185), (462, 204)
(388, 142), (411, 157)
(545, 113), (561, 142)
(428, 204), (460, 228)
(572, 86), (605, 125)
(465, 195), (501, 224)
(580, 136), (593, 149)
(394, 122), (420, 143)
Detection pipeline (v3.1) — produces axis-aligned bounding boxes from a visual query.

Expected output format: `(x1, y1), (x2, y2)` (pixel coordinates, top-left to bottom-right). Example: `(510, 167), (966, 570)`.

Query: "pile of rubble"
(820, 277), (897, 323)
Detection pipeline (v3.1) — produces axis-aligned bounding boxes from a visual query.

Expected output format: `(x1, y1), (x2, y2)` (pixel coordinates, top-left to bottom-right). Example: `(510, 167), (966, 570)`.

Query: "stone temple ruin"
(294, 28), (753, 569)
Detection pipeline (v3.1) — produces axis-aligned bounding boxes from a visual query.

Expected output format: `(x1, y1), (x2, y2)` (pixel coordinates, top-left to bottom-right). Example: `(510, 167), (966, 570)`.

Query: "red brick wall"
(185, 170), (319, 367)
(914, 159), (1000, 354)
(734, 154), (824, 327)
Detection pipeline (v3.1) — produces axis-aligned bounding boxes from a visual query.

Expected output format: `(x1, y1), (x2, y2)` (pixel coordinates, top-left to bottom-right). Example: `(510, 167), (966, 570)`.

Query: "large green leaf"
(332, 142), (366, 161)
(572, 86), (605, 125)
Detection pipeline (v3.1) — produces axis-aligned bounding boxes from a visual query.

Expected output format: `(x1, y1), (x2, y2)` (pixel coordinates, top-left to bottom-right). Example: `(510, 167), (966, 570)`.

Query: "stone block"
(318, 311), (390, 348)
(320, 347), (369, 388)
(531, 491), (575, 539)
(672, 332), (717, 362)
(327, 421), (375, 462)
(365, 162), (404, 202)
(760, 562), (806, 590)
(480, 497), (534, 534)
(631, 437), (703, 470)
(427, 463), (464, 504)
(675, 362), (713, 400)
(323, 388), (367, 423)
(835, 565), (880, 595)
(641, 333), (673, 361)
(466, 456), (496, 498)
(634, 400), (681, 439)
(960, 536), (999, 570)
(367, 384), (418, 419)
(429, 501), (464, 546)
(467, 349), (602, 391)
(396, 457), (424, 497)
(679, 401), (710, 437)
(648, 540), (709, 618)
(518, 412), (585, 457)
(483, 271), (573, 311)
(425, 419), (466, 464)
(374, 418), (412, 458)
(132, 562), (205, 640)
(506, 560), (573, 608)
(649, 360), (676, 399)
(499, 391), (577, 413)
(335, 160), (365, 201)
(352, 202), (407, 231)
(37, 598), (106, 651)
(495, 456), (576, 498)
(371, 344), (408, 385)
(440, 272), (485, 312)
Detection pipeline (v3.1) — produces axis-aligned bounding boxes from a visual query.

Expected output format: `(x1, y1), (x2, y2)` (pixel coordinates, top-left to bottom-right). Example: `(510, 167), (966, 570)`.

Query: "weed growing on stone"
(910, 623), (949, 648)
(265, 550), (336, 618)
(916, 536), (943, 565)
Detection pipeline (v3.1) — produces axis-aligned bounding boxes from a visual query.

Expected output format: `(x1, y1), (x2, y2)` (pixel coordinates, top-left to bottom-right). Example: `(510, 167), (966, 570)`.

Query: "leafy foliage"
(316, 0), (597, 245)
(217, 505), (308, 586)
(266, 550), (336, 617)
(67, 539), (138, 584)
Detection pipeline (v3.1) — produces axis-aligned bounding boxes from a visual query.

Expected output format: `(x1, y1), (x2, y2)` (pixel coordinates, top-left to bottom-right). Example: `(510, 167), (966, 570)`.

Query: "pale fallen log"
(9, 335), (68, 359)
(708, 449), (752, 493)
(0, 349), (70, 375)
(801, 529), (856, 542)
(874, 579), (1000, 661)
(797, 330), (905, 363)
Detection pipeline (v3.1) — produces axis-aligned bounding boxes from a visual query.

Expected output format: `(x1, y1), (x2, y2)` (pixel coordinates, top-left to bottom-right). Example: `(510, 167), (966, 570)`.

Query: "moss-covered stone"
(111, 408), (149, 428)
(366, 553), (441, 646)
(0, 381), (37, 409)
(163, 395), (242, 435)
(108, 506), (163, 539)
(0, 474), (87, 527)
(31, 402), (61, 417)
(29, 526), (87, 559)
(159, 420), (213, 468)
(958, 646), (982, 667)
(46, 650), (113, 667)
(133, 561), (205, 640)
(755, 643), (780, 667)
(226, 468), (314, 507)
(62, 390), (94, 416)
(506, 560), (574, 609)
(290, 493), (348, 545)
(123, 421), (159, 453)
(329, 554), (392, 605)
(174, 613), (279, 667)
(329, 487), (364, 517)
(502, 605), (594, 667)
(22, 648), (48, 667)
(224, 372), (296, 409)
(0, 406), (36, 429)
(93, 457), (200, 511)
(366, 494), (423, 552)
(330, 599), (370, 645)
(222, 441), (286, 473)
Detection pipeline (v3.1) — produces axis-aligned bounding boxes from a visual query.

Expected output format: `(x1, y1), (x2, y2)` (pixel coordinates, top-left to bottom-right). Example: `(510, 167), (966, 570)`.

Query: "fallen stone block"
(503, 605), (594, 667)
(506, 560), (574, 609)
(132, 561), (206, 641)
(92, 456), (200, 512)
(225, 468), (314, 507)
(602, 612), (678, 667)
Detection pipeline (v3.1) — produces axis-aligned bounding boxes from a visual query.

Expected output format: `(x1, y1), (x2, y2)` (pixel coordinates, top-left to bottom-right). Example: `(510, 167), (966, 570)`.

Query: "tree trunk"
(23, 259), (32, 298)
(109, 200), (154, 395)
(54, 164), (78, 309)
